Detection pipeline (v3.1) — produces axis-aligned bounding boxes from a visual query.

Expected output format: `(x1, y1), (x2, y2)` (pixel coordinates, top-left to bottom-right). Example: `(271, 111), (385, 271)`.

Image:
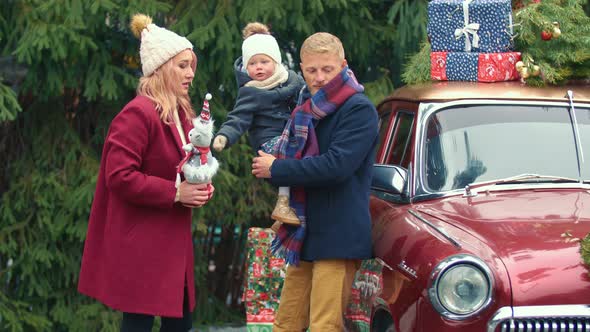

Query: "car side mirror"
(371, 164), (408, 195)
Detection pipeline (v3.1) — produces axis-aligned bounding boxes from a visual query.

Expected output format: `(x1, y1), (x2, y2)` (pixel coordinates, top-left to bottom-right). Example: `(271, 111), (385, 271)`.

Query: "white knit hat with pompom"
(130, 14), (194, 77)
(242, 34), (281, 67)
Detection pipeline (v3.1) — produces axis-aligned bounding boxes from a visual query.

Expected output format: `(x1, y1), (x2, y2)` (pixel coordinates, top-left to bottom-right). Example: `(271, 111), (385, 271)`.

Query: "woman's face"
(168, 49), (196, 96)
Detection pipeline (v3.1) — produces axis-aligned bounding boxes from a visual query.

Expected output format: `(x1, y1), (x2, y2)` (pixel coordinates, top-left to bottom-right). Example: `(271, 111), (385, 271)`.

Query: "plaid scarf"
(271, 66), (364, 266)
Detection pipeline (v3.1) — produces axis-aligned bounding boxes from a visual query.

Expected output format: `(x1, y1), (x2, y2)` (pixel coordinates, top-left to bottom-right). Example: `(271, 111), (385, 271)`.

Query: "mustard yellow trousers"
(272, 259), (360, 332)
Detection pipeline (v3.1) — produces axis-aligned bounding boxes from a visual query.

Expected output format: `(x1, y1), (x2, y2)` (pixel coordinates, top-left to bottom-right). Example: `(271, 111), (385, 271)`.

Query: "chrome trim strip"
(512, 304), (590, 317)
(375, 257), (394, 271)
(428, 254), (494, 321)
(397, 260), (417, 279)
(413, 100), (590, 201)
(407, 209), (461, 249)
(487, 305), (590, 332)
(487, 307), (513, 332)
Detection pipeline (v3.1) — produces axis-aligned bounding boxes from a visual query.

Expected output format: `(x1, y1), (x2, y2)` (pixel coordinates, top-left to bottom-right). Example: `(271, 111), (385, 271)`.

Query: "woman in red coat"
(78, 14), (213, 332)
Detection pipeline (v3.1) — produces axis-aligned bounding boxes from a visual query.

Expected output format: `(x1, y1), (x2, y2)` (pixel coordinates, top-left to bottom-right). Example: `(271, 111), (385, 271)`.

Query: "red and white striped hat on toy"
(199, 93), (212, 123)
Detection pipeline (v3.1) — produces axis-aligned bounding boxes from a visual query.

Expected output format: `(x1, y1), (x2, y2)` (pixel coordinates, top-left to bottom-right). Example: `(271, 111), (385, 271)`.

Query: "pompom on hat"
(130, 14), (195, 77)
(242, 33), (282, 67)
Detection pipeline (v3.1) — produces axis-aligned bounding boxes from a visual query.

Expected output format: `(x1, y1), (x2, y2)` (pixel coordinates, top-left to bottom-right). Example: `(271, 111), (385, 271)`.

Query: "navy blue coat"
(269, 92), (379, 261)
(215, 57), (305, 152)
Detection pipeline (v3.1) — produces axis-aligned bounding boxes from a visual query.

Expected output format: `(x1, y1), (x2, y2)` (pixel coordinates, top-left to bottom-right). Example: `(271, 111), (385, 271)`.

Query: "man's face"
(300, 52), (347, 95)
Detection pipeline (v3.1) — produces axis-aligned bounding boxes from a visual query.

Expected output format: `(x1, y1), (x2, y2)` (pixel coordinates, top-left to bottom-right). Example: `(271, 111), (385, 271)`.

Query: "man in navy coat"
(252, 32), (379, 332)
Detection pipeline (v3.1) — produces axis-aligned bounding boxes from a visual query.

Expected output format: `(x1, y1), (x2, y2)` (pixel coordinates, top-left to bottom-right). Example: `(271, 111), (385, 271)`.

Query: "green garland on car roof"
(402, 0), (590, 86)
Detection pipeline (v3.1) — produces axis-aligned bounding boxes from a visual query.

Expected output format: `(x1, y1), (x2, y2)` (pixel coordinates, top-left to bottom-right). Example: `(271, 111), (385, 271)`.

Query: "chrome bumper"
(487, 305), (590, 332)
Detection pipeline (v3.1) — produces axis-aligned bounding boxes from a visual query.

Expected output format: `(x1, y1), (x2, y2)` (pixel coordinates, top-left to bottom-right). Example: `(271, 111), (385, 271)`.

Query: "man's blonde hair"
(136, 52), (196, 124)
(300, 32), (345, 60)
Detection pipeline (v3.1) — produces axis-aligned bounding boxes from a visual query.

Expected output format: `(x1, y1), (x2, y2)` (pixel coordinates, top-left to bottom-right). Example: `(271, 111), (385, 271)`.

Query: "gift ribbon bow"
(454, 0), (480, 52)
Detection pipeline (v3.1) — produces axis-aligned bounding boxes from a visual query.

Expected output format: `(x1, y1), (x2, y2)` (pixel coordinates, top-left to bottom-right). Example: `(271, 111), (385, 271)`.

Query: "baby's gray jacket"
(215, 57), (305, 152)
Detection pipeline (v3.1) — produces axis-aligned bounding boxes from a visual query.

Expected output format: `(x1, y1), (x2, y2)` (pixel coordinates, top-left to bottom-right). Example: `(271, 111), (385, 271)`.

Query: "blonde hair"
(242, 22), (270, 39)
(300, 32), (345, 60)
(136, 53), (196, 124)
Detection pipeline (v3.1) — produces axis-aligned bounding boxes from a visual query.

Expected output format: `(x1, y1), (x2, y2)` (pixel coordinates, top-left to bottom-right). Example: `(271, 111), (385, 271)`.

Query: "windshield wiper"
(565, 90), (585, 180)
(497, 174), (580, 184)
(463, 173), (581, 197)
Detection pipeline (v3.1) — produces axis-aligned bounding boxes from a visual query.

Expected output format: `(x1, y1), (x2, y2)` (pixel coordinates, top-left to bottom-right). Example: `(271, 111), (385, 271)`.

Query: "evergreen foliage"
(401, 42), (432, 85)
(387, 0), (429, 84)
(0, 83), (21, 121)
(513, 0), (590, 86)
(0, 0), (425, 330)
(582, 233), (590, 275)
(402, 0), (590, 86)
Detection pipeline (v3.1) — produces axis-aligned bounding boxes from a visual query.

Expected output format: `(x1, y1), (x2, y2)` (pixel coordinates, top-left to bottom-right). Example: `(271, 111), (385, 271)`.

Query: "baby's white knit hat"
(131, 14), (194, 77)
(242, 34), (282, 67)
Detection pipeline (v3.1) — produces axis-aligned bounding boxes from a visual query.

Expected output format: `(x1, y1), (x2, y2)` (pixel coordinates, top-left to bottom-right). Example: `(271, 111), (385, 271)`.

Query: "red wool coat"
(78, 96), (196, 317)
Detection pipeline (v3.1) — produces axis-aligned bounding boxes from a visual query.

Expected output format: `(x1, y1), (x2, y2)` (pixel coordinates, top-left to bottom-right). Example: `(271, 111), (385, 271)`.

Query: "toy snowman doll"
(176, 93), (219, 191)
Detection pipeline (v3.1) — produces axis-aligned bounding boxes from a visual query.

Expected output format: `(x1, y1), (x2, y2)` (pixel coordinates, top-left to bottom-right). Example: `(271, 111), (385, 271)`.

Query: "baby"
(213, 22), (304, 227)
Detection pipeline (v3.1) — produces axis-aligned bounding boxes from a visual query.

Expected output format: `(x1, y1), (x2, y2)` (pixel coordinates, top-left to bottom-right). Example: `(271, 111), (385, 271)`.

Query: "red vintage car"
(369, 81), (590, 332)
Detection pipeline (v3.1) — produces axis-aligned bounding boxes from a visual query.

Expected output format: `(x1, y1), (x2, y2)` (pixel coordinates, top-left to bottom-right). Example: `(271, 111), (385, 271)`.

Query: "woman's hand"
(178, 181), (213, 208)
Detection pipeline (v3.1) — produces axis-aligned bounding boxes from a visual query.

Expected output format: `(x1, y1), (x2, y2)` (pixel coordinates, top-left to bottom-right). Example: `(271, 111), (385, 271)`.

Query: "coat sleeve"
(104, 106), (177, 208)
(269, 97), (378, 187)
(215, 87), (265, 147)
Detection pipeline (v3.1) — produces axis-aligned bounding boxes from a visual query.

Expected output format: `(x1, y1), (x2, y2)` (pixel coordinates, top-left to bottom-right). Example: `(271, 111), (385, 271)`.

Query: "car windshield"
(423, 104), (590, 192)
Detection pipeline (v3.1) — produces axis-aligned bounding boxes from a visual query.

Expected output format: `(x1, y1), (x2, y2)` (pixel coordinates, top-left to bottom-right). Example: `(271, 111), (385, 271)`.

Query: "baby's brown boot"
(271, 195), (301, 226)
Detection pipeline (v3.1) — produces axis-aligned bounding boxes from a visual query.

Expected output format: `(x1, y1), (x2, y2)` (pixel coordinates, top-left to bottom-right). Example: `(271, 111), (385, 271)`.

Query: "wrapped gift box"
(245, 228), (286, 279)
(431, 51), (521, 82)
(427, 0), (514, 53)
(344, 259), (384, 332)
(243, 228), (385, 332)
(244, 228), (286, 331)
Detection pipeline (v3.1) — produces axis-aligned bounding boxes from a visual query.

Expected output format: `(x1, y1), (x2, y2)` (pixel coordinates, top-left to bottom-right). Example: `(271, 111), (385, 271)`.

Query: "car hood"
(415, 188), (590, 306)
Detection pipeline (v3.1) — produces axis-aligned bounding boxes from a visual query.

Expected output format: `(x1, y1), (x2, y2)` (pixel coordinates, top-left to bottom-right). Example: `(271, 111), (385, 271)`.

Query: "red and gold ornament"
(541, 22), (561, 41)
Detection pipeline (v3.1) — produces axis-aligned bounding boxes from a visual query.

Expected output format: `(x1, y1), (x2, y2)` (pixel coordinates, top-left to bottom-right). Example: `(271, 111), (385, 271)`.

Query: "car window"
(376, 110), (393, 163)
(385, 111), (415, 168)
(423, 105), (589, 192)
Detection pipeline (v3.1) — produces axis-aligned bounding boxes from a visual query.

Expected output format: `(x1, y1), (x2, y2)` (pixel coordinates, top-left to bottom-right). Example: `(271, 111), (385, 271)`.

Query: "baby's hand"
(212, 135), (227, 152)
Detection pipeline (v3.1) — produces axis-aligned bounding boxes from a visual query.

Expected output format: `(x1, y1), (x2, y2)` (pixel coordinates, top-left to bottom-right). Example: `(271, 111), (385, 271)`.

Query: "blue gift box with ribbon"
(427, 0), (514, 53)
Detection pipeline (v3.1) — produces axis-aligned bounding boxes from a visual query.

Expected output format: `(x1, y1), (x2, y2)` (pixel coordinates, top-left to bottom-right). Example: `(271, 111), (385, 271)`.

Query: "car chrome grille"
(499, 318), (590, 331)
(488, 306), (590, 332)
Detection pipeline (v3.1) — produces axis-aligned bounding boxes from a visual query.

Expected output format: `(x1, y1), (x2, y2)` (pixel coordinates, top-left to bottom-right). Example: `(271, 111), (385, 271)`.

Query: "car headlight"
(428, 255), (494, 320)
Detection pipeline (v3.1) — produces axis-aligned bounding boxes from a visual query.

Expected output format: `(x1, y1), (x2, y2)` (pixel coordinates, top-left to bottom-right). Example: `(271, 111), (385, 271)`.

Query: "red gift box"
(431, 51), (521, 82)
